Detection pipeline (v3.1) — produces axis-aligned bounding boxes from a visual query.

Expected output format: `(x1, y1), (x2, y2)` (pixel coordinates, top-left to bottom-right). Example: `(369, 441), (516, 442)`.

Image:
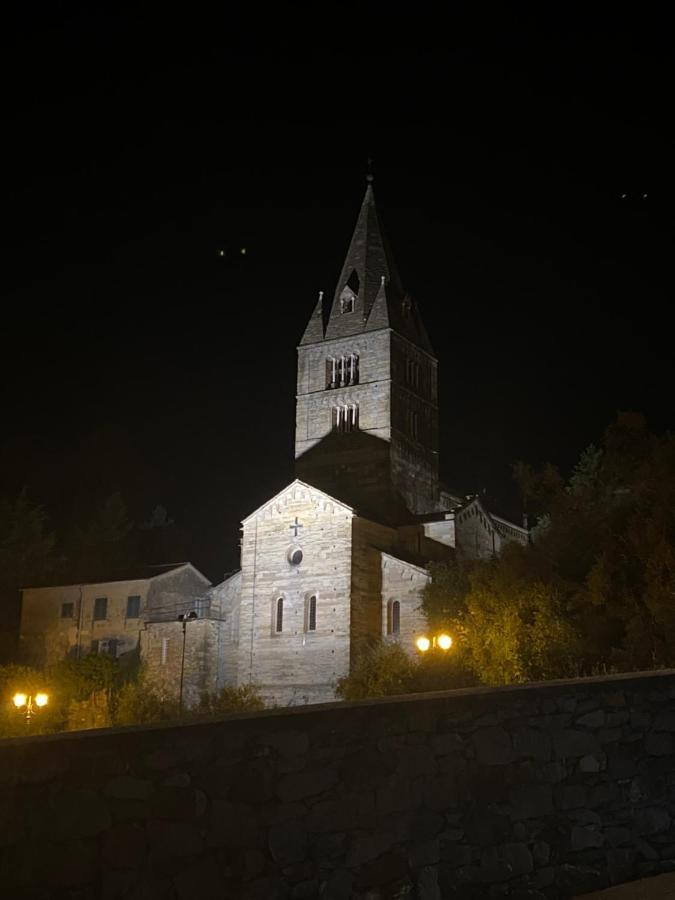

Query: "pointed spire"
(299, 290), (326, 345)
(324, 175), (404, 339)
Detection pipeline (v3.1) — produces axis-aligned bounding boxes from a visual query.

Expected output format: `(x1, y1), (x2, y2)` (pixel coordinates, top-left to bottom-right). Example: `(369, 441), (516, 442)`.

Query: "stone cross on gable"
(289, 517), (303, 538)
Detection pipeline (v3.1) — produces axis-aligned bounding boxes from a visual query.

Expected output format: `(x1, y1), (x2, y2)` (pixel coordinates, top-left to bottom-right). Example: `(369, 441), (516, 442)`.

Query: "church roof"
(300, 180), (434, 353)
(241, 478), (355, 525)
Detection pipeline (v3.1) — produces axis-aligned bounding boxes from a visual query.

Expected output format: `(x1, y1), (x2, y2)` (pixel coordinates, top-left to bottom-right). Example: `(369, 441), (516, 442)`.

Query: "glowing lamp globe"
(35, 693), (49, 708)
(13, 693), (27, 708)
(437, 634), (453, 651)
(416, 636), (431, 652)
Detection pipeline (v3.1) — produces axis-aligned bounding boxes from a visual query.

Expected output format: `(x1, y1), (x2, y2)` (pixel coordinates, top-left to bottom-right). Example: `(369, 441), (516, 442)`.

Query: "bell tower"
(295, 176), (439, 519)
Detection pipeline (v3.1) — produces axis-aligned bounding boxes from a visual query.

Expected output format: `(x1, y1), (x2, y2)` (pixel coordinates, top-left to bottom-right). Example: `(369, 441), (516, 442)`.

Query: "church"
(19, 178), (528, 708)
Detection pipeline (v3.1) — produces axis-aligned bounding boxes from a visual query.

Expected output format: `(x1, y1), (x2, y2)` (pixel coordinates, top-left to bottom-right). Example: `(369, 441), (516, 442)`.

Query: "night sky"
(3, 8), (673, 581)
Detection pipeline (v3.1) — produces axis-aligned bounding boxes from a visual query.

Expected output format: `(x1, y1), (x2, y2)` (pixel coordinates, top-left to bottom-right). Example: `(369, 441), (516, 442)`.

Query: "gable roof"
(21, 562), (211, 592)
(241, 478), (355, 525)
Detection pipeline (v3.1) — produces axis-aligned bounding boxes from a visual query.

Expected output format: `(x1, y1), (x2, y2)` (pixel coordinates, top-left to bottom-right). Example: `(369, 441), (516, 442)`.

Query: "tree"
(423, 415), (675, 683)
(336, 642), (417, 701)
(0, 489), (60, 661)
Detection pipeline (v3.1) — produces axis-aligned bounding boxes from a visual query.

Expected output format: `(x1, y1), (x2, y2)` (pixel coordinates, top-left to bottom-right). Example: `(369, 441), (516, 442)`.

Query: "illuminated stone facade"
(19, 183), (528, 708)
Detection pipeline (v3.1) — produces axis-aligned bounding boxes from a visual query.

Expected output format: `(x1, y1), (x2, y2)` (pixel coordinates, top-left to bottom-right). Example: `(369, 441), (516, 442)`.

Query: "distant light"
(35, 693), (49, 708)
(437, 634), (453, 651)
(240, 247), (247, 255)
(218, 249), (225, 257)
(642, 193), (648, 199)
(13, 693), (27, 708)
(621, 194), (627, 199)
(416, 636), (431, 652)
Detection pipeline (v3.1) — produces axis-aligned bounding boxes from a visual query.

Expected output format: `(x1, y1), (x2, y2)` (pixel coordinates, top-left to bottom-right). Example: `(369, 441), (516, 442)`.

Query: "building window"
(387, 600), (401, 635)
(332, 404), (359, 432)
(61, 602), (74, 619)
(275, 597), (284, 633)
(326, 354), (359, 389)
(91, 638), (118, 657)
(126, 595), (141, 618)
(341, 295), (354, 314)
(306, 595), (317, 632)
(406, 358), (420, 390)
(161, 637), (169, 665)
(93, 597), (108, 621)
(407, 409), (419, 440)
(288, 547), (303, 566)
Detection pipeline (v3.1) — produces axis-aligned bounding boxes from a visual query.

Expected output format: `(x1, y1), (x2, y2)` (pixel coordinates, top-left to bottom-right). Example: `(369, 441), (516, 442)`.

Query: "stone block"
(151, 786), (198, 821)
(472, 727), (513, 766)
(291, 880), (319, 899)
(431, 733), (463, 756)
(513, 727), (551, 762)
(416, 865), (441, 900)
(408, 837), (440, 867)
(478, 843), (533, 881)
(173, 857), (224, 900)
(571, 825), (604, 850)
(38, 788), (112, 840)
(635, 806), (671, 835)
(533, 840), (550, 866)
(376, 775), (421, 816)
(102, 822), (146, 869)
(147, 820), (203, 860)
(276, 767), (337, 803)
(606, 847), (636, 884)
(394, 745), (437, 777)
(646, 732), (675, 756)
(556, 784), (587, 810)
(579, 753), (603, 773)
(307, 793), (376, 833)
(261, 730), (309, 758)
(323, 868), (353, 900)
(654, 710), (675, 731)
(465, 808), (511, 846)
(441, 842), (472, 867)
(422, 774), (457, 812)
(576, 710), (605, 728)
(553, 729), (601, 759)
(508, 784), (554, 821)
(604, 826), (633, 847)
(268, 820), (307, 865)
(106, 776), (153, 801)
(354, 850), (409, 890)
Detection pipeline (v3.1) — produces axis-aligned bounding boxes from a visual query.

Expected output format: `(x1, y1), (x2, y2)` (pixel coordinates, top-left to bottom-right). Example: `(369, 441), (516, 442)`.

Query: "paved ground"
(576, 873), (675, 899)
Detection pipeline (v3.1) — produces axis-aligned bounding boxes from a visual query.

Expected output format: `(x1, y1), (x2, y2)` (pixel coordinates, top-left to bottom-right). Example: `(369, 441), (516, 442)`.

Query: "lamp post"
(12, 692), (49, 724)
(415, 632), (453, 654)
(177, 611), (198, 714)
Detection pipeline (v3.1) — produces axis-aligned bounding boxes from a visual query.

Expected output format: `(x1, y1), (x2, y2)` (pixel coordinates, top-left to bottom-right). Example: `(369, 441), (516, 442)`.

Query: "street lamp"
(177, 611), (198, 714)
(12, 691), (49, 724)
(415, 633), (453, 653)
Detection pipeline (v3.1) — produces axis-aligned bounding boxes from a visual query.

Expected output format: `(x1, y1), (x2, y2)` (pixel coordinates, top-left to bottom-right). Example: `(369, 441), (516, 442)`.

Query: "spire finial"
(366, 156), (374, 184)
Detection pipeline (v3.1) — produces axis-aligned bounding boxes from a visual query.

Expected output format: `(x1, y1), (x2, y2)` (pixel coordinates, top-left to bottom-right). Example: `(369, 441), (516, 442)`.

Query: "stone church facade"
(142, 179), (528, 707)
(19, 180), (527, 708)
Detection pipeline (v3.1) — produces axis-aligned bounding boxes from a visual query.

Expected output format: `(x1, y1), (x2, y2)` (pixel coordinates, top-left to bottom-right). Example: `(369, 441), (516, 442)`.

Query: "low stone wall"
(2, 670), (675, 899)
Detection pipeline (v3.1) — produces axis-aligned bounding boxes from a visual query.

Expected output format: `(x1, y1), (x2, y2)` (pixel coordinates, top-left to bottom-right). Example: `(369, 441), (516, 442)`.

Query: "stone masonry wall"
(3, 670), (675, 899)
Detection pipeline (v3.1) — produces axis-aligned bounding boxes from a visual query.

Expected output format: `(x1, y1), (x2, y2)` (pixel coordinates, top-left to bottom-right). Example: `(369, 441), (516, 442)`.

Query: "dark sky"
(2, 8), (673, 579)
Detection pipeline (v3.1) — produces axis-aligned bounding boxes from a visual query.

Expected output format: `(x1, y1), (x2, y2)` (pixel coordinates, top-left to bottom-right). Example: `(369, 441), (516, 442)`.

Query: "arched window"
(275, 597), (284, 633)
(326, 354), (359, 389)
(306, 595), (317, 632)
(387, 600), (401, 635)
(332, 404), (359, 432)
(340, 293), (355, 314)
